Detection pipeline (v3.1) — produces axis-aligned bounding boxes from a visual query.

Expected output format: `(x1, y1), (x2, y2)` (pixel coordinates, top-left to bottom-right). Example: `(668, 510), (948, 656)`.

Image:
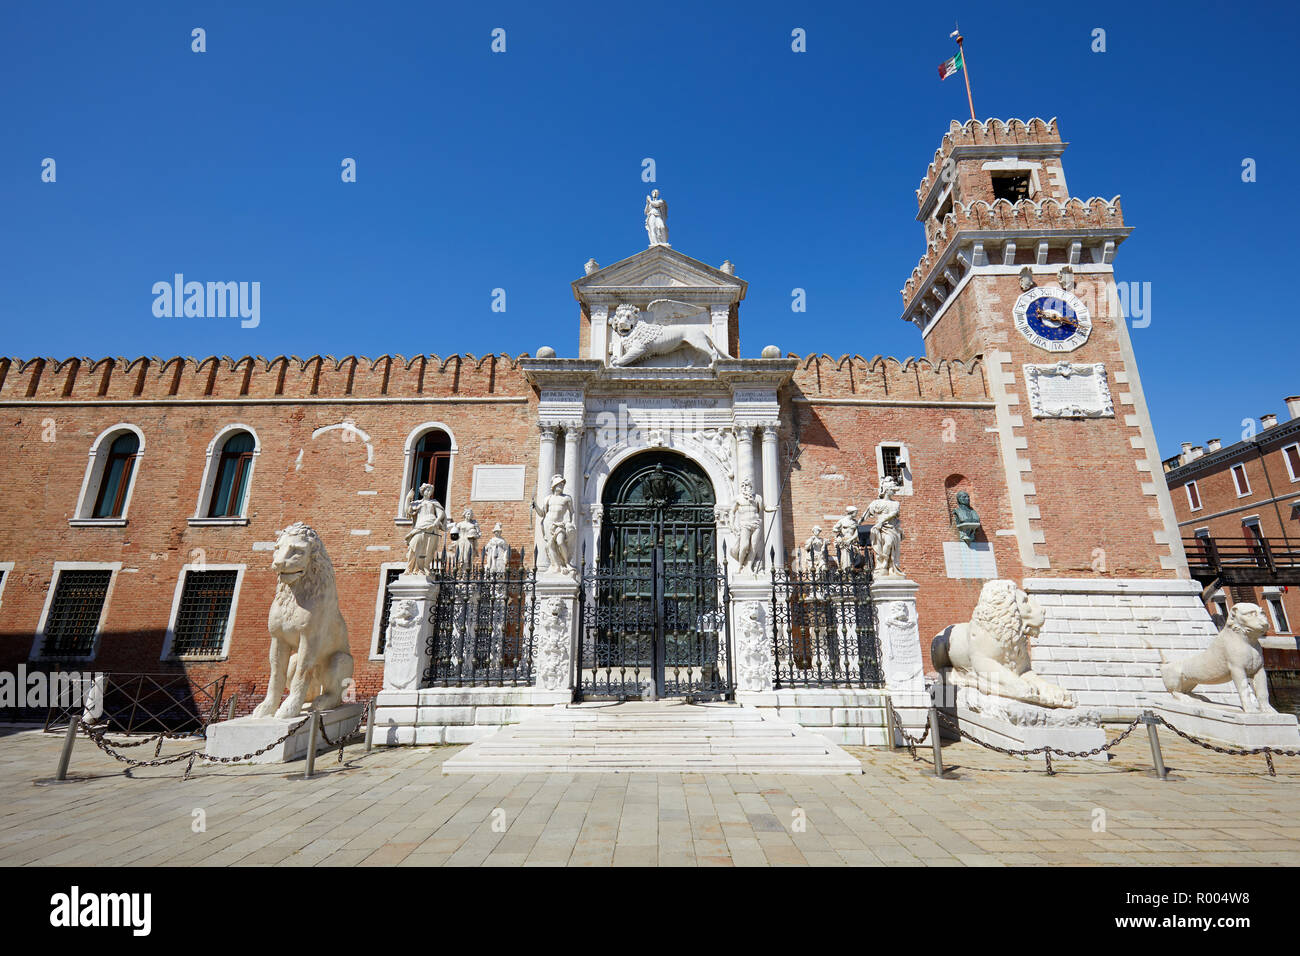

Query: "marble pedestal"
(204, 703), (363, 764)
(871, 577), (929, 742)
(1143, 695), (1300, 750)
(935, 672), (1106, 760)
(534, 571), (580, 693)
(379, 573), (440, 695)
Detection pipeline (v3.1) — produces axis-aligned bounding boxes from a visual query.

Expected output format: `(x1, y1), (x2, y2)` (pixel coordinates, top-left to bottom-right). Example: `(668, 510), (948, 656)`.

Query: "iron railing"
(45, 672), (228, 735)
(422, 551), (536, 686)
(771, 564), (882, 688)
(1184, 534), (1300, 587)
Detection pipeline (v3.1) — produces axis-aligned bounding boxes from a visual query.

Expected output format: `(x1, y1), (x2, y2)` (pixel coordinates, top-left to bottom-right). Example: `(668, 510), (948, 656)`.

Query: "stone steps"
(441, 701), (863, 774)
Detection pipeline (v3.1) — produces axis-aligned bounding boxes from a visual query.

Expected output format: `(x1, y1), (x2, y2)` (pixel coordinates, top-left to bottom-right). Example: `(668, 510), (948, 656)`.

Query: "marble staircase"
(440, 699), (864, 774)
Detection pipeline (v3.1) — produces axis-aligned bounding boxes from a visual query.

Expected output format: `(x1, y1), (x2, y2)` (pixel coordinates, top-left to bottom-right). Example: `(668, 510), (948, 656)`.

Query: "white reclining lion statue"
(931, 579), (1075, 708)
(252, 522), (354, 719)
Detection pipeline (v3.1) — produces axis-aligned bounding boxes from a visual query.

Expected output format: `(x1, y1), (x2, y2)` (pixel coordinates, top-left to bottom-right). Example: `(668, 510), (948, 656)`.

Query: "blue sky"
(2, 1), (1296, 458)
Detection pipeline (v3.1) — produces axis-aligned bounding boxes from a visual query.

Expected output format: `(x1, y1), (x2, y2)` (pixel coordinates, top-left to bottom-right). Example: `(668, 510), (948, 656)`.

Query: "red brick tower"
(900, 117), (1183, 580)
(899, 119), (1225, 719)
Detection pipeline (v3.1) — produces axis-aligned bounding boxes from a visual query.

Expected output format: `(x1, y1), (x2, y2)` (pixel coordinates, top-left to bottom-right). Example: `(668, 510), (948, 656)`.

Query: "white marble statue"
(727, 478), (769, 573)
(608, 301), (730, 367)
(483, 522), (510, 573)
(531, 475), (576, 574)
(931, 579), (1075, 708)
(252, 522), (354, 719)
(644, 189), (669, 246)
(832, 506), (862, 570)
(403, 483), (448, 575)
(1157, 603), (1276, 712)
(452, 507), (481, 569)
(801, 526), (830, 573)
(865, 477), (904, 577)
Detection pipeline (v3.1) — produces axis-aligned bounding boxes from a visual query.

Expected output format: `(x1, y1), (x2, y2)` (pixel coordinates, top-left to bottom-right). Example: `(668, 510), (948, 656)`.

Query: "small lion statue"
(931, 579), (1074, 708)
(1158, 602), (1274, 713)
(253, 522), (354, 719)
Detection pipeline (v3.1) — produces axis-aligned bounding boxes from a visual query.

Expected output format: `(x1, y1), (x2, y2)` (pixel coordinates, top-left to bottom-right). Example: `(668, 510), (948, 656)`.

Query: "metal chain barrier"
(1151, 713), (1300, 777)
(932, 709), (1144, 761)
(886, 701), (929, 760)
(78, 716), (312, 777)
(80, 696), (376, 769)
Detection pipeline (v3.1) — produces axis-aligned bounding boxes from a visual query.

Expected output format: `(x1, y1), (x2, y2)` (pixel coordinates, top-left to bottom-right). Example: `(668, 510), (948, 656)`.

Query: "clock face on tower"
(1012, 286), (1092, 352)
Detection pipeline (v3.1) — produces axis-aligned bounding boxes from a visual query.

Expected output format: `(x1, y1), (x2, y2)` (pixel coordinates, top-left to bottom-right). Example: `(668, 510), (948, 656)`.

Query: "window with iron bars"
(41, 569), (113, 658)
(880, 445), (905, 483)
(375, 567), (403, 655)
(171, 569), (239, 657)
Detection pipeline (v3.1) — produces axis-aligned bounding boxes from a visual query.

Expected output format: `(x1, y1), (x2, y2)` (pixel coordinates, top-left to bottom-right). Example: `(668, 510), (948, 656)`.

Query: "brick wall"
(0, 354), (541, 710)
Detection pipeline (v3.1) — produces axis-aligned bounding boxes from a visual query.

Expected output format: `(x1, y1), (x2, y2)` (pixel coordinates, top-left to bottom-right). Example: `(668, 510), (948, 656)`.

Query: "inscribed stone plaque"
(1023, 362), (1115, 419)
(471, 465), (526, 501)
(943, 541), (998, 579)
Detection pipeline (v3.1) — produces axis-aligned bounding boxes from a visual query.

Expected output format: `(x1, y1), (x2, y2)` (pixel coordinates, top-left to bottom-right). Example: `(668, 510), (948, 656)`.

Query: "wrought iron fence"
(422, 551), (536, 686)
(45, 672), (228, 735)
(770, 565), (882, 687)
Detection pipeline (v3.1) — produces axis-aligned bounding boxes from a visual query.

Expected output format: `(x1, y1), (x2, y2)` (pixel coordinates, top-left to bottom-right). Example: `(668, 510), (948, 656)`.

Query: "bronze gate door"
(577, 452), (732, 700)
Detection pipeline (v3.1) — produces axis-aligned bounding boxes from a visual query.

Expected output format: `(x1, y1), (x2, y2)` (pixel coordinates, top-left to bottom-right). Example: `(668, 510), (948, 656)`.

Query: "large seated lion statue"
(931, 579), (1075, 708)
(252, 522), (354, 719)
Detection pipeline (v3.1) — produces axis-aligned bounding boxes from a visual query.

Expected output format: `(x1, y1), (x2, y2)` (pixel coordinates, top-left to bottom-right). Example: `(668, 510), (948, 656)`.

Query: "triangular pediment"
(573, 246), (746, 305)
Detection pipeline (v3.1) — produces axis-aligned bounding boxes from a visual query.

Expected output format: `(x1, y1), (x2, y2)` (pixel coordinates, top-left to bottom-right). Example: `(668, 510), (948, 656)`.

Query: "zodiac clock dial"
(1012, 286), (1091, 352)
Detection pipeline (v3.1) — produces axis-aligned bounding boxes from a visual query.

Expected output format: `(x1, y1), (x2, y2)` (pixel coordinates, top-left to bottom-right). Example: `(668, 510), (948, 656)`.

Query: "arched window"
(190, 425), (260, 525)
(92, 433), (139, 518)
(412, 430), (452, 506)
(208, 431), (255, 517)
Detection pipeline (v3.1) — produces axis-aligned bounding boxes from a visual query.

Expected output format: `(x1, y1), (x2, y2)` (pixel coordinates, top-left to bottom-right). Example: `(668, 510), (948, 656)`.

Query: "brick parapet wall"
(914, 117), (1063, 208)
(0, 353), (532, 403)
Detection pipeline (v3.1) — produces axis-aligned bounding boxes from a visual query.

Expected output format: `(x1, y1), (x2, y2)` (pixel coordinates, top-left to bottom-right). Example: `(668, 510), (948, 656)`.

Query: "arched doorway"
(578, 451), (732, 701)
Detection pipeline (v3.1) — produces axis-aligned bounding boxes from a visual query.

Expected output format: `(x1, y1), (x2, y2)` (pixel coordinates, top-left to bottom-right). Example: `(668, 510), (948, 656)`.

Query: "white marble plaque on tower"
(1023, 362), (1115, 419)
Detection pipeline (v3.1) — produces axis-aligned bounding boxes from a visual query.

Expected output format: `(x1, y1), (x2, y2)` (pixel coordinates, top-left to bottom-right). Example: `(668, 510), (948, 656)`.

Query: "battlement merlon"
(0, 354), (533, 404)
(901, 120), (1132, 333)
(914, 117), (1065, 211)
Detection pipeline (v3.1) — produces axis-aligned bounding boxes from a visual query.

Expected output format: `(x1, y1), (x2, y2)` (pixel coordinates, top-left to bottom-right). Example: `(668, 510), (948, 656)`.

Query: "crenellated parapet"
(915, 117), (1061, 206)
(902, 196), (1126, 309)
(0, 353), (533, 402)
(789, 353), (989, 402)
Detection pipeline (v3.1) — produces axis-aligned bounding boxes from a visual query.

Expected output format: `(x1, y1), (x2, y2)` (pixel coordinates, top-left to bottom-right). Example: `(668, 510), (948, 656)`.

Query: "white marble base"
(1022, 577), (1234, 720)
(204, 703), (363, 764)
(942, 677), (1106, 761)
(1142, 695), (1300, 750)
(372, 686), (571, 746)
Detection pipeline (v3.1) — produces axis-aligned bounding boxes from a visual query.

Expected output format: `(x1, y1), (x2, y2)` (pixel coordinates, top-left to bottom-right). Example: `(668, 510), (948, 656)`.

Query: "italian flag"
(938, 49), (963, 80)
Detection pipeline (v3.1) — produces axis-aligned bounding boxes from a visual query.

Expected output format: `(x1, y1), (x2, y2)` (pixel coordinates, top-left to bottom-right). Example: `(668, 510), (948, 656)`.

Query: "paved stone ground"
(1, 724), (1298, 866)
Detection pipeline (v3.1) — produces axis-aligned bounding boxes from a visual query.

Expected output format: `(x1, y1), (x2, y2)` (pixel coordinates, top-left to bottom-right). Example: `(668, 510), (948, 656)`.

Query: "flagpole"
(956, 32), (976, 122)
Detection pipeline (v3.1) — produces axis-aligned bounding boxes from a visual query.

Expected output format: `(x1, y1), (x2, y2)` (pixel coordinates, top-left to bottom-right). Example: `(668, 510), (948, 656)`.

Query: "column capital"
(538, 423), (560, 441)
(735, 424), (757, 441)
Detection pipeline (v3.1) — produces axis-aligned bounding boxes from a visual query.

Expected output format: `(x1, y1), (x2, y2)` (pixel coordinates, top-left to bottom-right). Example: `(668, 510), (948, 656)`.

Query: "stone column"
(870, 576), (928, 743)
(533, 573), (580, 701)
(535, 424), (558, 568)
(563, 427), (581, 509)
(760, 426), (785, 568)
(374, 573), (440, 745)
(735, 425), (756, 490)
